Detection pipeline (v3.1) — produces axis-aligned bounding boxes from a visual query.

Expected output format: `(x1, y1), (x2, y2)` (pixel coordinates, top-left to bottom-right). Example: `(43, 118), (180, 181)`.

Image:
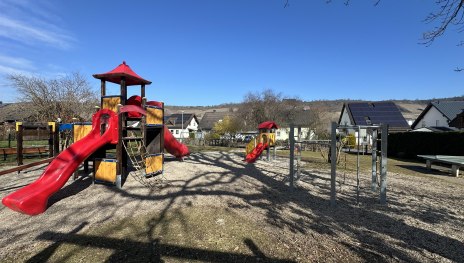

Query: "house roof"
(199, 111), (234, 130)
(93, 61), (151, 86)
(411, 126), (460, 132)
(411, 101), (464, 128)
(164, 113), (198, 129)
(339, 101), (410, 129)
(0, 103), (34, 122)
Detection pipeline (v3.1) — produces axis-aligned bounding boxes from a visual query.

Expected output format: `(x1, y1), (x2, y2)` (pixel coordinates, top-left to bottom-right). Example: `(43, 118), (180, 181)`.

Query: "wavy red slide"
(245, 143), (268, 163)
(2, 109), (118, 215)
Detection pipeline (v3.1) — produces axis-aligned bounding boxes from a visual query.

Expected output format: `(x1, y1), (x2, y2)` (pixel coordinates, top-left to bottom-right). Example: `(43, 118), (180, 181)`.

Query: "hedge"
(388, 132), (464, 158)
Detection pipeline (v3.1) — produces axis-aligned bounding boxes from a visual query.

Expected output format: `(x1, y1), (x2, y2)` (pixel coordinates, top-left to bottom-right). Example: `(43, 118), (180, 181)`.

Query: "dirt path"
(0, 152), (463, 262)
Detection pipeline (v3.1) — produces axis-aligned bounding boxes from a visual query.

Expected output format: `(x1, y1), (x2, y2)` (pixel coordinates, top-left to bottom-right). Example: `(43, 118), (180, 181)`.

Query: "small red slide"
(164, 127), (190, 158)
(2, 109), (118, 215)
(245, 143), (268, 163)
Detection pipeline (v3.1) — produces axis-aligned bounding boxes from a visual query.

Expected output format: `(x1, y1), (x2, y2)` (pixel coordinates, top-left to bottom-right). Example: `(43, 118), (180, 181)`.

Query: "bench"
(417, 155), (464, 177)
(1, 146), (49, 160)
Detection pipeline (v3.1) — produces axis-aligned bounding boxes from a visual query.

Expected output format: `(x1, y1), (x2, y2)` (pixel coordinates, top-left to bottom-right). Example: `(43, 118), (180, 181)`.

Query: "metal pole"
(289, 123), (295, 189)
(371, 129), (378, 191)
(380, 124), (388, 205)
(356, 126), (360, 205)
(330, 122), (337, 207)
(181, 111), (184, 142)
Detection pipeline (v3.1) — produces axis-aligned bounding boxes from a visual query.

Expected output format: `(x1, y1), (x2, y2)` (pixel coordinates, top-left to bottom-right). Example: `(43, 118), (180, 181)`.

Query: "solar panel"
(347, 102), (409, 127)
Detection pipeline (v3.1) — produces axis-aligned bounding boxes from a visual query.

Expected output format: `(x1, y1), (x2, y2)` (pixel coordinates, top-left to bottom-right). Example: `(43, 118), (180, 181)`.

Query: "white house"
(165, 113), (200, 139)
(338, 101), (410, 145)
(411, 101), (464, 130)
(276, 127), (315, 141)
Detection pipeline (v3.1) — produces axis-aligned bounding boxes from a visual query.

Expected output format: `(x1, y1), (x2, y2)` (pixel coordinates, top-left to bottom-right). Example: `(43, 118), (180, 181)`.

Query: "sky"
(0, 0), (463, 106)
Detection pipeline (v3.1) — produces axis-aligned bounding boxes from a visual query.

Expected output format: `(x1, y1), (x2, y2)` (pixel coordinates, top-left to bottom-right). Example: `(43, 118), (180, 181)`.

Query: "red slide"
(2, 109), (118, 215)
(164, 127), (190, 158)
(245, 143), (268, 163)
(121, 98), (189, 159)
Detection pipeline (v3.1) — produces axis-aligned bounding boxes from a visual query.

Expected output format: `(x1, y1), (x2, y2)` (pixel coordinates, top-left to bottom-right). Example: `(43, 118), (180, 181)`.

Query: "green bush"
(388, 132), (464, 158)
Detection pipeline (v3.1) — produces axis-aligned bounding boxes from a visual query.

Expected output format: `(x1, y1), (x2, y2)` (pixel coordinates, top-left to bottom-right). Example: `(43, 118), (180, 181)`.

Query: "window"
(436, 120), (439, 126)
(176, 130), (179, 134)
(422, 121), (426, 128)
(277, 131), (281, 136)
(170, 130), (174, 133)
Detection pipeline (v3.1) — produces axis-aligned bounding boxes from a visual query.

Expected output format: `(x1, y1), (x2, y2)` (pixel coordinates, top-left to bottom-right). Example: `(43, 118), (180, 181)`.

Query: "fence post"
(48, 124), (54, 157)
(330, 122), (337, 207)
(17, 123), (23, 166)
(289, 123), (294, 189)
(380, 124), (388, 205)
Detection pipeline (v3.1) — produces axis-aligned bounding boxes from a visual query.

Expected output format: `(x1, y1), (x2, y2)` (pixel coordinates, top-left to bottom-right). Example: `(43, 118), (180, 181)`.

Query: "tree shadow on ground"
(24, 151), (464, 262)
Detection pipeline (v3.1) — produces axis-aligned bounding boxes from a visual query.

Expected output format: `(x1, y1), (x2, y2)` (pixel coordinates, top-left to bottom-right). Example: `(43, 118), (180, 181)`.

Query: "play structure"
(330, 123), (388, 205)
(2, 61), (189, 215)
(287, 122), (388, 206)
(245, 121), (278, 163)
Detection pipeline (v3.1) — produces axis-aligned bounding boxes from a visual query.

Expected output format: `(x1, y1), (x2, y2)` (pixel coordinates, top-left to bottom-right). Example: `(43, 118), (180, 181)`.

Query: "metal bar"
(371, 129), (378, 191)
(330, 122), (337, 207)
(356, 126), (360, 205)
(338, 125), (382, 129)
(289, 123), (295, 189)
(380, 124), (388, 205)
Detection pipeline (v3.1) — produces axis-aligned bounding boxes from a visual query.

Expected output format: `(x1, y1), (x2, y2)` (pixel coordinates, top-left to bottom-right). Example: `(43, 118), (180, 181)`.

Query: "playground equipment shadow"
(0, 151), (463, 262)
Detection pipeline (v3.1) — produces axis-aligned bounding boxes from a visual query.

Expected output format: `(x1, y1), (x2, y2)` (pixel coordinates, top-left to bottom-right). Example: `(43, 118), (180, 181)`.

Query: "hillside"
(165, 99), (430, 128)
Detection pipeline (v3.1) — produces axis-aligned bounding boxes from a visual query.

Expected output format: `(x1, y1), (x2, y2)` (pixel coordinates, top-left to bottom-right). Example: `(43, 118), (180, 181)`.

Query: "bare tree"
(423, 0), (464, 45)
(7, 72), (99, 122)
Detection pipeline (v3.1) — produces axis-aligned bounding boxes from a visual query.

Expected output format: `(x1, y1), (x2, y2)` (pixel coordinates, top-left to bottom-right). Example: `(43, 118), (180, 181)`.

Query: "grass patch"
(7, 207), (296, 262)
(276, 150), (454, 180)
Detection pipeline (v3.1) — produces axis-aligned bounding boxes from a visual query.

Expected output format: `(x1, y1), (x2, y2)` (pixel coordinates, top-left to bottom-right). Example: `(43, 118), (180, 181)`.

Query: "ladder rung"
(123, 137), (143, 140)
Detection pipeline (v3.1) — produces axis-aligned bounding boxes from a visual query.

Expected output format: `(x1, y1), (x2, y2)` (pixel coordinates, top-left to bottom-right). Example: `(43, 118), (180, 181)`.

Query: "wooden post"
(53, 123), (59, 156)
(17, 123), (23, 166)
(117, 104), (123, 181)
(141, 84), (145, 98)
(289, 123), (295, 189)
(380, 124), (388, 205)
(48, 124), (54, 157)
(330, 122), (337, 207)
(120, 77), (127, 182)
(101, 79), (106, 97)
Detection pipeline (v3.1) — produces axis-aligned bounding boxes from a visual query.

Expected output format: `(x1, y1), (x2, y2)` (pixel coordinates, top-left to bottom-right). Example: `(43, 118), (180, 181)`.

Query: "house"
(164, 113), (200, 139)
(276, 110), (315, 141)
(198, 111), (235, 133)
(0, 102), (34, 123)
(339, 101), (410, 132)
(449, 111), (464, 129)
(338, 101), (410, 145)
(412, 101), (464, 130)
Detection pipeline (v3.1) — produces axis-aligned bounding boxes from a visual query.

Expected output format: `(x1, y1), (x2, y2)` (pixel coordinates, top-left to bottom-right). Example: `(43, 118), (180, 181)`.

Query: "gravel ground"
(0, 151), (463, 262)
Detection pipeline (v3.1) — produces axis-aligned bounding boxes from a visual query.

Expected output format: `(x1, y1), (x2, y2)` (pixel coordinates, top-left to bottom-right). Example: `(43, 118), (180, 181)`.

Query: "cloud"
(0, 0), (74, 49)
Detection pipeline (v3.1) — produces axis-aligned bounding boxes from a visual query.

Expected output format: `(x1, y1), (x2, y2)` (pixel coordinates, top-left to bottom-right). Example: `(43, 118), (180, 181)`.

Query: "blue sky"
(0, 0), (463, 105)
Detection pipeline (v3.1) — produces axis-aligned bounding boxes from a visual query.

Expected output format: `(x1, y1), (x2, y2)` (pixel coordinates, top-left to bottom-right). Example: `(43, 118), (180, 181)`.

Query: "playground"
(0, 62), (463, 262)
(0, 150), (463, 262)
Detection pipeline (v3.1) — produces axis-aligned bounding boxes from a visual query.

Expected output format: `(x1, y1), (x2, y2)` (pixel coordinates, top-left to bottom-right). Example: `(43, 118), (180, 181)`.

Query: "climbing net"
(122, 130), (167, 188)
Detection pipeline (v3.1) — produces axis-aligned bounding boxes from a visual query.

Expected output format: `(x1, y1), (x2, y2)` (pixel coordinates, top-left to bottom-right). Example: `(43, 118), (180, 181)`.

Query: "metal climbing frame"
(330, 122), (388, 207)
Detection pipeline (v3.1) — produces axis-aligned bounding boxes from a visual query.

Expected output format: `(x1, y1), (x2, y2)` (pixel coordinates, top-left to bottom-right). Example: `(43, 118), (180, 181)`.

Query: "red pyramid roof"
(93, 61), (151, 86)
(258, 121), (279, 129)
